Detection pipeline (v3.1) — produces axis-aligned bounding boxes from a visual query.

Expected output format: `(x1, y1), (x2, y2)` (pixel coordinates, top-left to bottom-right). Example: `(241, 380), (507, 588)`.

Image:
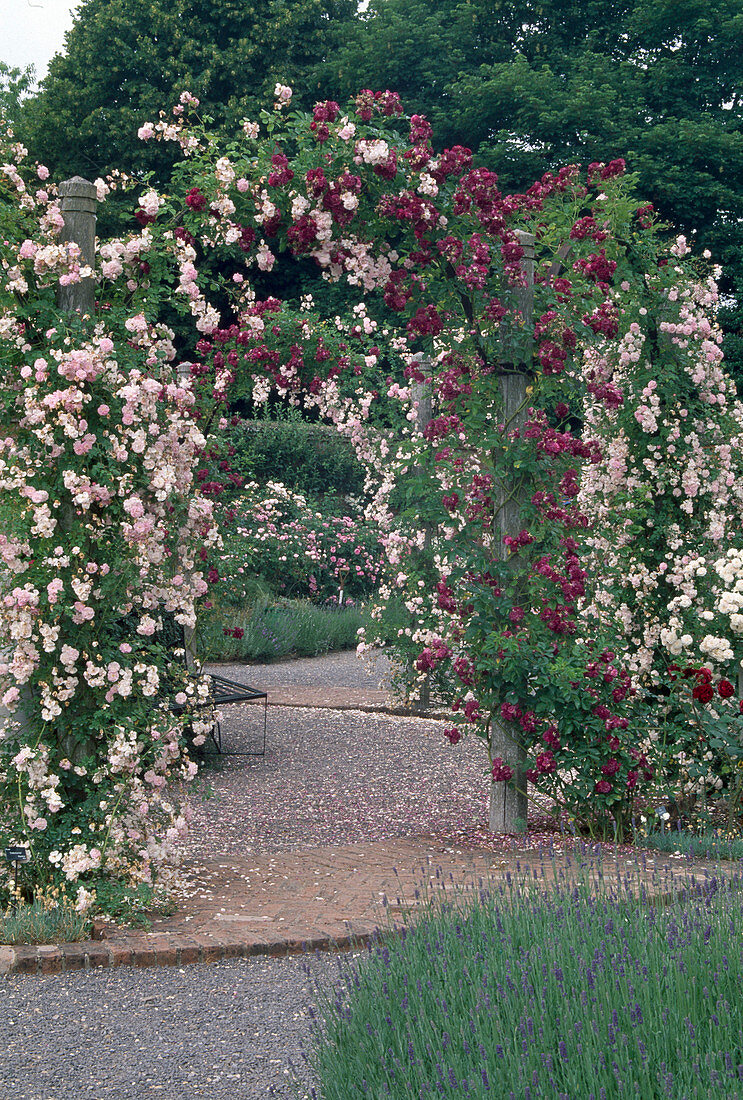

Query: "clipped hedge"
(226, 418), (365, 498)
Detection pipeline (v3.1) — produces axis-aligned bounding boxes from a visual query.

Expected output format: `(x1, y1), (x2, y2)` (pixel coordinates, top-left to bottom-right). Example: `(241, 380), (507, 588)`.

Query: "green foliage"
(0, 61), (35, 128)
(634, 822), (743, 862)
(93, 880), (177, 929)
(18, 0), (358, 182)
(306, 863), (743, 1098)
(225, 418), (365, 498)
(200, 599), (368, 661)
(0, 895), (90, 944)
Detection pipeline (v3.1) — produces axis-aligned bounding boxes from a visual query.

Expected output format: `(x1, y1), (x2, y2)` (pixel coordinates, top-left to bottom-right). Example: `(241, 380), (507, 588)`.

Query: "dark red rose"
(692, 682), (714, 704)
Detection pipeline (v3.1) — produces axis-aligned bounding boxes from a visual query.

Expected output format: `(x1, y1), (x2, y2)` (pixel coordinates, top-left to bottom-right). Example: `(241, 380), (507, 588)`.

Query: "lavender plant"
(303, 853), (743, 1098)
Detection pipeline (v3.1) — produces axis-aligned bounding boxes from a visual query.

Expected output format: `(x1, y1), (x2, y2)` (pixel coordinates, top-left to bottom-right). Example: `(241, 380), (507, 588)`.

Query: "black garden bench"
(125, 612), (268, 758)
(171, 671), (267, 757)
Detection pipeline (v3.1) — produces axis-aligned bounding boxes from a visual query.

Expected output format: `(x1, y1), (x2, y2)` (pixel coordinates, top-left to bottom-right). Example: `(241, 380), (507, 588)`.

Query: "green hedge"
(226, 418), (365, 498)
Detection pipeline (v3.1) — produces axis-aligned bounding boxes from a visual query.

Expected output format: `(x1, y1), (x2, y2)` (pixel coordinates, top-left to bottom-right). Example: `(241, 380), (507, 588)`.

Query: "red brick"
(104, 942), (133, 968)
(36, 946), (63, 975)
(60, 943), (88, 972)
(206, 932), (246, 959)
(12, 946), (38, 974)
(188, 933), (223, 962)
(285, 931), (331, 954)
(236, 933), (271, 957)
(85, 943), (110, 969)
(328, 932), (353, 951)
(176, 938), (201, 965)
(263, 934), (290, 958)
(154, 945), (178, 967)
(132, 946), (157, 968)
(144, 934), (179, 966)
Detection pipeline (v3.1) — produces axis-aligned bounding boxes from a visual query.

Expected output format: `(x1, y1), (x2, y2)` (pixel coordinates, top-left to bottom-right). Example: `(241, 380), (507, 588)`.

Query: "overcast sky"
(2, 0), (80, 82)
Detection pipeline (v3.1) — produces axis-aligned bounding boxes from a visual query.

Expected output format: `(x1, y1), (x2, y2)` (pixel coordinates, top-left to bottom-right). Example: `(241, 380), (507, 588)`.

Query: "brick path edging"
(0, 689), (428, 981)
(3, 850), (740, 978)
(0, 923), (383, 977)
(3, 687), (741, 979)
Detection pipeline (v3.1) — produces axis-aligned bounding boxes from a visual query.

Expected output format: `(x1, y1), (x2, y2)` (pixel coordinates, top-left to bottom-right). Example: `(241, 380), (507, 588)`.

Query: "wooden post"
(411, 355), (434, 714)
(58, 176), (97, 316)
(54, 178), (98, 761)
(58, 178), (97, 537)
(1, 183), (98, 745)
(489, 229), (535, 834)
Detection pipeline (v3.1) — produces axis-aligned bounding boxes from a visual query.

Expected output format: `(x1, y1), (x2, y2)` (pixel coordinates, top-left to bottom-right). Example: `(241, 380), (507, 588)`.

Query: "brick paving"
(2, 827), (739, 977)
(2, 681), (741, 977)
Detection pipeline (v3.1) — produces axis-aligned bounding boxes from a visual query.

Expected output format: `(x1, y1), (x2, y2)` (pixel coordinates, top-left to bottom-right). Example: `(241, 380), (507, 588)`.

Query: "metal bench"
(169, 670), (268, 757)
(133, 611), (269, 757)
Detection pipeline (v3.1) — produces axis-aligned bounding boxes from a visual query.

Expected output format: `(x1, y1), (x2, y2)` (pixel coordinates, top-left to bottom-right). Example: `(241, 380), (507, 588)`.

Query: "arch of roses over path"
(2, 84), (743, 908)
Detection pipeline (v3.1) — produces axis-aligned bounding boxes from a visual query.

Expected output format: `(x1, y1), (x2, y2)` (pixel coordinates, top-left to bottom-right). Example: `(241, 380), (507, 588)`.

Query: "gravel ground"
(0, 952), (350, 1099)
(183, 705), (502, 859)
(207, 648), (395, 691)
(0, 653), (557, 1098)
(186, 651), (556, 859)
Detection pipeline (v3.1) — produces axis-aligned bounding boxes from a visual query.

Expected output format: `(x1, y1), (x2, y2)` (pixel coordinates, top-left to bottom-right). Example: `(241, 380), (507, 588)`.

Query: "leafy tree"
(0, 61), (35, 128)
(327, 0), (743, 382)
(19, 0), (357, 182)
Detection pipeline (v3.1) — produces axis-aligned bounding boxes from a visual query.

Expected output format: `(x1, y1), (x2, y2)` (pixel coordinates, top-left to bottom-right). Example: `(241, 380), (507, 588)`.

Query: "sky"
(2, 0), (81, 82)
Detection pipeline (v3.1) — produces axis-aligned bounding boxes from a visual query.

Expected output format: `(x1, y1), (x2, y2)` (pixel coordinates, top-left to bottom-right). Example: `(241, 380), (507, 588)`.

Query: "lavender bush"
(302, 852), (743, 1098)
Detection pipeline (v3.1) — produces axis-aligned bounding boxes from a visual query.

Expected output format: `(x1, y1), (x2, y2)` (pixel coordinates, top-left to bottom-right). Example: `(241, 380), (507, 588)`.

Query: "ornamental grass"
(0, 895), (89, 945)
(302, 857), (743, 1098)
(637, 824), (743, 864)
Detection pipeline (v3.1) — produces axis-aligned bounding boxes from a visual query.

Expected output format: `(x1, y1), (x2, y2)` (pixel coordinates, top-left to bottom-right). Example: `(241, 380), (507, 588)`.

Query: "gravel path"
(208, 648), (395, 691)
(183, 706), (500, 859)
(0, 953), (349, 1099)
(0, 652), (555, 1098)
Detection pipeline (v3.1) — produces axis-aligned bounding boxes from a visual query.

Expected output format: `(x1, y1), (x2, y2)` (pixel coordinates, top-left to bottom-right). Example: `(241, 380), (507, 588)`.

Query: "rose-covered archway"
(2, 83), (743, 911)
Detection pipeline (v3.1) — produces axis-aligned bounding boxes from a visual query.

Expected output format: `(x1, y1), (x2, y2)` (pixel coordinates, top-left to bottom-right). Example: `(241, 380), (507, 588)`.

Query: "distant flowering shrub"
(215, 480), (382, 604)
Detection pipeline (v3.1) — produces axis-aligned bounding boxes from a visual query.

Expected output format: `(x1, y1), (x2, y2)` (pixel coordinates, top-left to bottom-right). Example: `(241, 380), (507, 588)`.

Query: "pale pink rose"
(2, 687), (20, 708)
(37, 165), (50, 180)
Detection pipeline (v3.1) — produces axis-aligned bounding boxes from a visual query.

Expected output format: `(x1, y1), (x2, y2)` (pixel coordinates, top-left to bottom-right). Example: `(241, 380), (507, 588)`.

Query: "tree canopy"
(0, 61), (35, 128)
(328, 0), (743, 378)
(18, 0), (357, 181)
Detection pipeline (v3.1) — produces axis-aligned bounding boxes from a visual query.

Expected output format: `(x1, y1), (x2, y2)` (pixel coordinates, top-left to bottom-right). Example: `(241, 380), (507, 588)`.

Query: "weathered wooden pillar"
(489, 229), (535, 833)
(58, 178), (97, 540)
(411, 358), (434, 714)
(55, 178), (98, 761)
(58, 177), (97, 316)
